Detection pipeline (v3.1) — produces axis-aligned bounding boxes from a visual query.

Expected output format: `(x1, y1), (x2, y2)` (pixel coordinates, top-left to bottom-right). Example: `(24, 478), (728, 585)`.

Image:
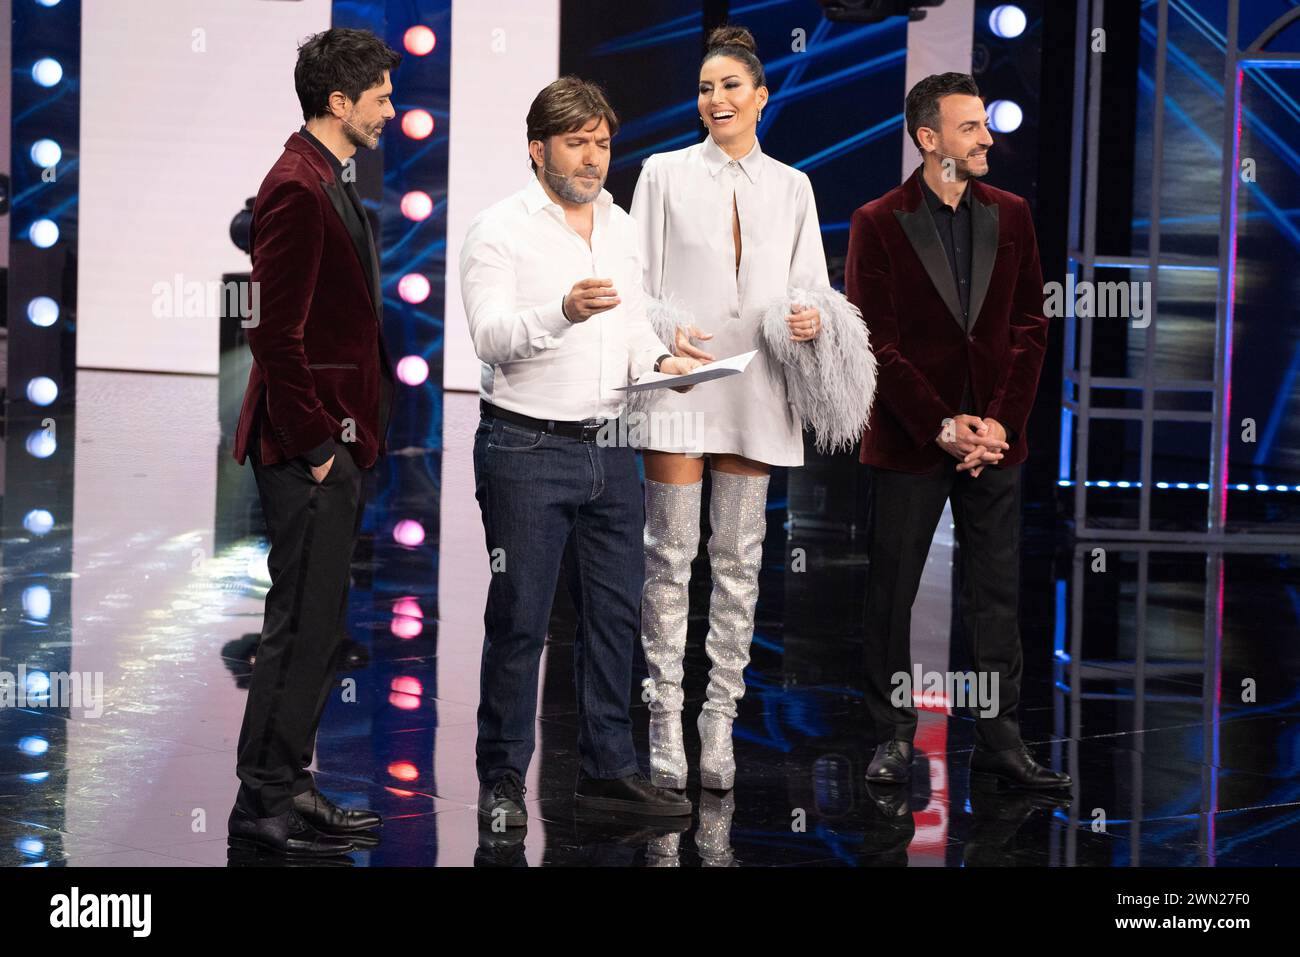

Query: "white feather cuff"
(759, 286), (878, 455)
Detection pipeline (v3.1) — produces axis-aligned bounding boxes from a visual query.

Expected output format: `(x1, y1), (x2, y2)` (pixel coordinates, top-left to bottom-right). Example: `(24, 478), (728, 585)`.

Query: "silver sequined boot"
(641, 479), (702, 789)
(698, 470), (769, 790)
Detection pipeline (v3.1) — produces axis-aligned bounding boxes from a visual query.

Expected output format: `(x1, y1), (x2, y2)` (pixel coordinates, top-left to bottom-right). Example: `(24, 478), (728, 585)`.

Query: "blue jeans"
(472, 414), (643, 784)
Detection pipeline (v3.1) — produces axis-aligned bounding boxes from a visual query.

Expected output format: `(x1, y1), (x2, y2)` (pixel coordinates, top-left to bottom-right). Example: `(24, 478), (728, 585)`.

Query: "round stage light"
(989, 5), (1027, 39)
(15, 838), (45, 857)
(26, 377), (58, 406)
(402, 109), (435, 140)
(27, 297), (59, 327)
(29, 219), (59, 248)
(26, 671), (51, 698)
(988, 99), (1024, 133)
(387, 761), (419, 782)
(401, 189), (433, 221)
(18, 736), (49, 756)
(391, 676), (424, 697)
(392, 597), (424, 620)
(36, 0), (64, 7)
(398, 272), (431, 304)
(30, 139), (61, 168)
(404, 25), (436, 56)
(23, 585), (52, 620)
(396, 354), (429, 386)
(24, 509), (55, 536)
(393, 519), (426, 547)
(390, 615), (423, 639)
(31, 57), (63, 87)
(26, 430), (57, 459)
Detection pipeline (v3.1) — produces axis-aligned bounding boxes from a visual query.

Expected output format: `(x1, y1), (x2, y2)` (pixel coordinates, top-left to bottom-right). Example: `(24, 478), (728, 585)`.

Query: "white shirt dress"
(629, 136), (830, 467)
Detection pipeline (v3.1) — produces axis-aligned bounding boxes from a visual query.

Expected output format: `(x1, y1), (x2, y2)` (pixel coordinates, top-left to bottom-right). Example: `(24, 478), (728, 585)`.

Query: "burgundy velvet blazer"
(846, 166), (1048, 473)
(232, 133), (391, 470)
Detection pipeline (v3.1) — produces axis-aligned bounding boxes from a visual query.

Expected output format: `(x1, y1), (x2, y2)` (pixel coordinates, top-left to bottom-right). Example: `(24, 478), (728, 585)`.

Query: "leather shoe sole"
(574, 792), (693, 817)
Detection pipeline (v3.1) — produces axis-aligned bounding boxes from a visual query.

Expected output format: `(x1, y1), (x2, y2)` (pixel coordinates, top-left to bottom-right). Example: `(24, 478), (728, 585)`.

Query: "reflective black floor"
(2, 375), (1299, 866)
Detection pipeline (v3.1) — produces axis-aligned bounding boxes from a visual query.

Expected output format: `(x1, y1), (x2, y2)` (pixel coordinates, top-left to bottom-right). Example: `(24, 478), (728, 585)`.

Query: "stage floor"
(2, 370), (1298, 866)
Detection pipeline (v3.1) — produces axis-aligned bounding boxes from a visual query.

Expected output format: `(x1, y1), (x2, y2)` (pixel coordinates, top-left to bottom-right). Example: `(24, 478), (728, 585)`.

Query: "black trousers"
(235, 443), (367, 817)
(862, 462), (1024, 751)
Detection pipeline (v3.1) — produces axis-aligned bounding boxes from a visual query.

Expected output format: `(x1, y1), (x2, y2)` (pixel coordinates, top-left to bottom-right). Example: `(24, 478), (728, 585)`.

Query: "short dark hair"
(905, 72), (980, 151)
(525, 77), (620, 172)
(295, 28), (402, 122)
(702, 24), (766, 89)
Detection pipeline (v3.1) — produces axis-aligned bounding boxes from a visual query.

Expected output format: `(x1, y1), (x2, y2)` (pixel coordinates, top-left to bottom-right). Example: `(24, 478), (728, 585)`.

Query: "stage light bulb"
(402, 109), (435, 140)
(404, 26), (436, 56)
(989, 5), (1027, 39)
(24, 509), (55, 536)
(31, 58), (62, 87)
(396, 355), (429, 386)
(393, 519), (425, 547)
(27, 377), (58, 406)
(29, 219), (59, 248)
(398, 273), (431, 304)
(26, 431), (57, 459)
(23, 585), (53, 620)
(401, 190), (433, 221)
(988, 99), (1024, 133)
(30, 139), (61, 168)
(28, 297), (59, 327)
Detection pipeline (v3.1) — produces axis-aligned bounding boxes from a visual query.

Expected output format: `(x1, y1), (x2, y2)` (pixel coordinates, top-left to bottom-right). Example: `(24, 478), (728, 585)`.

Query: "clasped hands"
(936, 414), (1009, 478)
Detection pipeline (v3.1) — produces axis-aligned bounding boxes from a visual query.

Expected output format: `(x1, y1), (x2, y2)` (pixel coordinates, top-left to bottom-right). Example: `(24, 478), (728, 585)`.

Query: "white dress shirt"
(630, 136), (830, 466)
(459, 175), (670, 421)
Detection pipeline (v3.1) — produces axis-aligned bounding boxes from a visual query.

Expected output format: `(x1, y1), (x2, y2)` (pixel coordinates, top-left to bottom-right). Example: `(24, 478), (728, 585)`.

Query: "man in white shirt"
(460, 77), (700, 827)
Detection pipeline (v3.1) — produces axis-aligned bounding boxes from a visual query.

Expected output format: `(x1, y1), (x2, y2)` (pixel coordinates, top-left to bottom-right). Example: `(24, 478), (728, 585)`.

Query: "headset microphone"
(341, 115), (379, 148)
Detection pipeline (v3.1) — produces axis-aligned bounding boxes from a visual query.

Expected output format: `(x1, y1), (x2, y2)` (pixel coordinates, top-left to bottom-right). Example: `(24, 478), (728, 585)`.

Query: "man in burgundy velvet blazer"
(846, 73), (1068, 792)
(227, 29), (399, 860)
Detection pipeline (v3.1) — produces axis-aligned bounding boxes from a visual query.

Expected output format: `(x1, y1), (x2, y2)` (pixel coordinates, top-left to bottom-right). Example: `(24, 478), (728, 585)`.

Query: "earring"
(757, 108), (763, 123)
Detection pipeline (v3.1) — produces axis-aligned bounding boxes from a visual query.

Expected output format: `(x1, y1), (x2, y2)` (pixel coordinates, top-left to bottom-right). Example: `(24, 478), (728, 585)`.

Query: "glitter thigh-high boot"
(698, 469), (769, 790)
(641, 478), (702, 789)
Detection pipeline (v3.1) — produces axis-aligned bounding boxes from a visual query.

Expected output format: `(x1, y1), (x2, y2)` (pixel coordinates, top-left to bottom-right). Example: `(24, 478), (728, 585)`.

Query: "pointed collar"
(701, 135), (763, 183)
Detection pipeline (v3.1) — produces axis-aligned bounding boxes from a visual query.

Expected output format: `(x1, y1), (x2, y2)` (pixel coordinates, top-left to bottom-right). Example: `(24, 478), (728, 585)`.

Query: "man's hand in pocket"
(310, 455), (335, 484)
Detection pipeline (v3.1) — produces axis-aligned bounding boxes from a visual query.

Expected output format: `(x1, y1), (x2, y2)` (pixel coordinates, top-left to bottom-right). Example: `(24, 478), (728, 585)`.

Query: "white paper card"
(616, 350), (758, 393)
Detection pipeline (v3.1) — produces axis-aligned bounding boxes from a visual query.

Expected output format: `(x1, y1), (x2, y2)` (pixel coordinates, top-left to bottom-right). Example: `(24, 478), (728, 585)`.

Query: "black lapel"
(968, 197), (999, 331)
(320, 177), (382, 319)
(357, 201), (384, 321)
(895, 205), (963, 329)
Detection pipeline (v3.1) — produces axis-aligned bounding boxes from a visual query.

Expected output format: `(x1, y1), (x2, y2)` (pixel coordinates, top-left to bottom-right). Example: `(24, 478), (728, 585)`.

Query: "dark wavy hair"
(525, 76), (620, 172)
(905, 72), (980, 151)
(294, 28), (402, 122)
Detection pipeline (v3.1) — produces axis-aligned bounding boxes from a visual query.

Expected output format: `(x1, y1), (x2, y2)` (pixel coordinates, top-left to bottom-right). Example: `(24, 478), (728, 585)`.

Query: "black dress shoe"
(866, 740), (913, 783)
(478, 772), (528, 829)
(292, 787), (382, 834)
(970, 743), (1072, 791)
(227, 806), (355, 858)
(574, 771), (693, 817)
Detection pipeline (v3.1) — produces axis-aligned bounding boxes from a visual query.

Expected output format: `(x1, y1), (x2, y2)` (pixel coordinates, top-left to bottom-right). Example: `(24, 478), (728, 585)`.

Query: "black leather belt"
(480, 400), (608, 443)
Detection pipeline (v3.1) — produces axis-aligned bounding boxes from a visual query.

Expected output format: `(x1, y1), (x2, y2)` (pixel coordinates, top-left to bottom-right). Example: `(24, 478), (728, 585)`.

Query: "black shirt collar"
(299, 125), (347, 180)
(919, 169), (973, 214)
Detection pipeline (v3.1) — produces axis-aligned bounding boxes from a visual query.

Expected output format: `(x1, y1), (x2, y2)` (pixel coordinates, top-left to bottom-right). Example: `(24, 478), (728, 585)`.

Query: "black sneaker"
(478, 772), (528, 829)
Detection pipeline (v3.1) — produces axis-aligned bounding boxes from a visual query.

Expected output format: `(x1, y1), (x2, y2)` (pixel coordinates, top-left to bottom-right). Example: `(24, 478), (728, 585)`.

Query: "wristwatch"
(653, 353), (672, 373)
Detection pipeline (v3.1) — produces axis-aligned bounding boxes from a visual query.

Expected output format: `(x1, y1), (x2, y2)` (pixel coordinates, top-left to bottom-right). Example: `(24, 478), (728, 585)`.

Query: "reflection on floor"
(1, 375), (1298, 866)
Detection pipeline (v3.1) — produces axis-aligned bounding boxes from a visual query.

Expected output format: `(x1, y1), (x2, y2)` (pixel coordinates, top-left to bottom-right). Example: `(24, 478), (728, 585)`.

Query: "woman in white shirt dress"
(630, 25), (876, 790)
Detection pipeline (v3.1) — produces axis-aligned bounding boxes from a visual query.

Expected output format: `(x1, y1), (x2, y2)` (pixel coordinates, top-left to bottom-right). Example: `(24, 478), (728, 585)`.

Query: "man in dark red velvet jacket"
(227, 29), (399, 859)
(846, 73), (1069, 792)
